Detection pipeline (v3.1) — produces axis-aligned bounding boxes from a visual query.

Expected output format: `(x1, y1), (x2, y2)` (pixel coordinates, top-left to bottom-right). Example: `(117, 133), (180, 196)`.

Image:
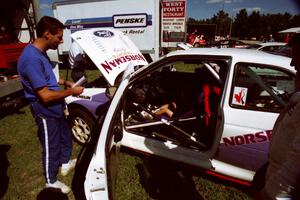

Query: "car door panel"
(218, 62), (295, 172)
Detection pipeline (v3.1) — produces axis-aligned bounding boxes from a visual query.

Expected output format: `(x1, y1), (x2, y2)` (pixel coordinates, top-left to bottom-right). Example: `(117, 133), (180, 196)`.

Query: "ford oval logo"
(93, 30), (114, 38)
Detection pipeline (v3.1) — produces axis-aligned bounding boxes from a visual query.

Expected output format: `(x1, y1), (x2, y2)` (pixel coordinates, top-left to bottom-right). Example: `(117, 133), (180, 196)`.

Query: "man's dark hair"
(36, 16), (65, 38)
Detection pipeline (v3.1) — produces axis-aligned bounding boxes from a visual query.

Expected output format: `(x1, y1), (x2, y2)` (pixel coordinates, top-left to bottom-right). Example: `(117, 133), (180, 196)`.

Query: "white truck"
(52, 0), (187, 63)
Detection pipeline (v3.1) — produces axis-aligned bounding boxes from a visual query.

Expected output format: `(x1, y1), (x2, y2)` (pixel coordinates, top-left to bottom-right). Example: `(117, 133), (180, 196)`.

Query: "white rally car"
(66, 29), (295, 199)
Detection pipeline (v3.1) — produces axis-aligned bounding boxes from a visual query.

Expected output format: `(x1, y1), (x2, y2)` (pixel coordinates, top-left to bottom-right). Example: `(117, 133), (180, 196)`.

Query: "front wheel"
(69, 108), (96, 145)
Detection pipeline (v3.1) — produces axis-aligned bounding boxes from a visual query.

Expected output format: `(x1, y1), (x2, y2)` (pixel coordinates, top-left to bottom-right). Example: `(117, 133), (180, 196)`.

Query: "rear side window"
(230, 63), (295, 112)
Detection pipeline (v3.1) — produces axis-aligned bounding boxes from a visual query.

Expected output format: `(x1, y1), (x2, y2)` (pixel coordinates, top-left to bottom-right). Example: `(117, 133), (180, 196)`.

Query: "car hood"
(71, 28), (148, 86)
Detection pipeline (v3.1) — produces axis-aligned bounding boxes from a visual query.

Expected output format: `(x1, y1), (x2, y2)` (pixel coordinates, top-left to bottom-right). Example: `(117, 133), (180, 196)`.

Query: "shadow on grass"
(137, 157), (204, 200)
(36, 188), (68, 200)
(0, 94), (28, 120)
(0, 144), (11, 199)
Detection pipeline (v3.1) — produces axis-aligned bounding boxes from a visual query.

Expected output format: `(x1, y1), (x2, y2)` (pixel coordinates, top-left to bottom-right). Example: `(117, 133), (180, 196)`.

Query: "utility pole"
(32, 0), (41, 22)
(229, 12), (233, 38)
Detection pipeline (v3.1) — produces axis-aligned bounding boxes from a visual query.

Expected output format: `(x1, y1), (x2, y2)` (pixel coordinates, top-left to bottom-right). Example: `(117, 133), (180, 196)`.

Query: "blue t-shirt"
(17, 44), (64, 118)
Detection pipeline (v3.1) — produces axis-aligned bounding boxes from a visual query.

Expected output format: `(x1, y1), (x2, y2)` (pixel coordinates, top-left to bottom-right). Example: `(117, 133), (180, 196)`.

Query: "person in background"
(68, 40), (88, 86)
(268, 34), (275, 42)
(284, 34), (291, 43)
(17, 16), (84, 194)
(259, 33), (300, 199)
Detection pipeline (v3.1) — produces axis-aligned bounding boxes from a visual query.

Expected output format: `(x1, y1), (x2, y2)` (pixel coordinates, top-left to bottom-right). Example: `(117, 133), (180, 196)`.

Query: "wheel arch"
(68, 101), (101, 120)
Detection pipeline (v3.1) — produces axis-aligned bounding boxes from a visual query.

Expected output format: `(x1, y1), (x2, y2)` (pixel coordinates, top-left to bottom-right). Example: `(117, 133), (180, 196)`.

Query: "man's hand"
(71, 86), (84, 96)
(36, 86), (84, 104)
(59, 78), (75, 88)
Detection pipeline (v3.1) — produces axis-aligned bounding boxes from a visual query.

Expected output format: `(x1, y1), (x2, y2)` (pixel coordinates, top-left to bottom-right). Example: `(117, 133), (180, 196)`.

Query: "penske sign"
(114, 14), (147, 28)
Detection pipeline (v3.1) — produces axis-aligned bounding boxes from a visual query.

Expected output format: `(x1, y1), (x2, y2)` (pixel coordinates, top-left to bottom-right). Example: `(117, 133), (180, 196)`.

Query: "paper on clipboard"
(72, 76), (86, 88)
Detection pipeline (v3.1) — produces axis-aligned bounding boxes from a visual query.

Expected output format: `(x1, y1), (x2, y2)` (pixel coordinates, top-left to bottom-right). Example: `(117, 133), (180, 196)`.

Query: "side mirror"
(106, 86), (117, 99)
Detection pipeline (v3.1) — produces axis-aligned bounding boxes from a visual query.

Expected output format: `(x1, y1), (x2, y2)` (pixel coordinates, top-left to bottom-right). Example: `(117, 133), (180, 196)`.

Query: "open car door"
(83, 78), (129, 200)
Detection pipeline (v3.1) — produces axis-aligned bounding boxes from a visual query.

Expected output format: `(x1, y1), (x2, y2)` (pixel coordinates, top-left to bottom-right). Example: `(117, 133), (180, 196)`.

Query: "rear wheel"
(69, 108), (96, 145)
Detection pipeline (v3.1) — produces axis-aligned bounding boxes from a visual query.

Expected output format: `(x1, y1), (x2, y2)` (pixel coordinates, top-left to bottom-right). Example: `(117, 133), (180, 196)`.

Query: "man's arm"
(36, 86), (84, 104)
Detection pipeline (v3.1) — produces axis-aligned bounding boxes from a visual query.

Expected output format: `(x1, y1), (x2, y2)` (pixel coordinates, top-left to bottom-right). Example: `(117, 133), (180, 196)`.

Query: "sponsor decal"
(122, 29), (145, 34)
(101, 54), (146, 74)
(222, 130), (272, 146)
(94, 30), (114, 38)
(232, 86), (247, 106)
(71, 19), (81, 24)
(77, 95), (91, 100)
(114, 14), (147, 28)
(70, 25), (84, 30)
(162, 0), (186, 18)
(65, 15), (152, 30)
(113, 48), (127, 53)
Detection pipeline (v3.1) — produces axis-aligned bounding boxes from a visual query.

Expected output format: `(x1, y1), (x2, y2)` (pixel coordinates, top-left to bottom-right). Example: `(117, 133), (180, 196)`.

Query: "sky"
(39, 0), (300, 20)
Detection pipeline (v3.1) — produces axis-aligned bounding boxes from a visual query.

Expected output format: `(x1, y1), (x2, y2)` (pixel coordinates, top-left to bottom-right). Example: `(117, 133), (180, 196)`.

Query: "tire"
(252, 162), (268, 190)
(69, 107), (96, 145)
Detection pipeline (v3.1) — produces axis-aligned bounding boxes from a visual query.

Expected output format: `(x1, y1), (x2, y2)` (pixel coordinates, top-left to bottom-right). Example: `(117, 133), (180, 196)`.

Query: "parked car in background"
(271, 44), (293, 58)
(246, 42), (287, 53)
(186, 33), (206, 47)
(66, 28), (296, 200)
(215, 39), (250, 48)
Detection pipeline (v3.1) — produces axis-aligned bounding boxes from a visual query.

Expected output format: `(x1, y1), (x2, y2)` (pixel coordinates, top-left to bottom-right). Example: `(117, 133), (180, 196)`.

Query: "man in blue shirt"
(17, 16), (84, 194)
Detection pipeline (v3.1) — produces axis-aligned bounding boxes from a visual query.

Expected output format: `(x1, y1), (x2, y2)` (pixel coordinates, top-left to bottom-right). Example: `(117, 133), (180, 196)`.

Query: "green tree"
(247, 11), (261, 39)
(232, 9), (248, 39)
(211, 10), (231, 37)
(188, 10), (300, 41)
(290, 14), (300, 27)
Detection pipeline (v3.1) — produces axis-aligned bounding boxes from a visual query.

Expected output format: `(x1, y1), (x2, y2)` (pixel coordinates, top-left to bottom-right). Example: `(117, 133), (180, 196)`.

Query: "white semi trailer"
(53, 0), (187, 63)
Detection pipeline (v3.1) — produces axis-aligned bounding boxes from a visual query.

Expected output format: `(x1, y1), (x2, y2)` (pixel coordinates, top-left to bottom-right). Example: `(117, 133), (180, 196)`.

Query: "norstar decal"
(114, 14), (147, 28)
(222, 130), (272, 146)
(101, 54), (146, 73)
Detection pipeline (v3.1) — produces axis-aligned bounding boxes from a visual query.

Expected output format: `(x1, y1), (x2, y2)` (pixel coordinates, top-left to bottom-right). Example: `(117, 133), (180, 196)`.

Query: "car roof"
(166, 47), (293, 70)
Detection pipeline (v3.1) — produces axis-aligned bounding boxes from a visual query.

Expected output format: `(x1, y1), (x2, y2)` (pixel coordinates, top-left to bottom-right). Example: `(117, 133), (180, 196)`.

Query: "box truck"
(52, 0), (187, 63)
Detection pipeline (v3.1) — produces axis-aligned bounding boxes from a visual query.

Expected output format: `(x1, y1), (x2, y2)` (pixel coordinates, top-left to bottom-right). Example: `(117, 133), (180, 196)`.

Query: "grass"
(0, 106), (80, 200)
(0, 69), (253, 199)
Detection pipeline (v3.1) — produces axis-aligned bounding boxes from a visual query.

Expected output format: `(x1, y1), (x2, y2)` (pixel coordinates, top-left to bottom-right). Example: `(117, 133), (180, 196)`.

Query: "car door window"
(123, 59), (227, 149)
(231, 63), (295, 112)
